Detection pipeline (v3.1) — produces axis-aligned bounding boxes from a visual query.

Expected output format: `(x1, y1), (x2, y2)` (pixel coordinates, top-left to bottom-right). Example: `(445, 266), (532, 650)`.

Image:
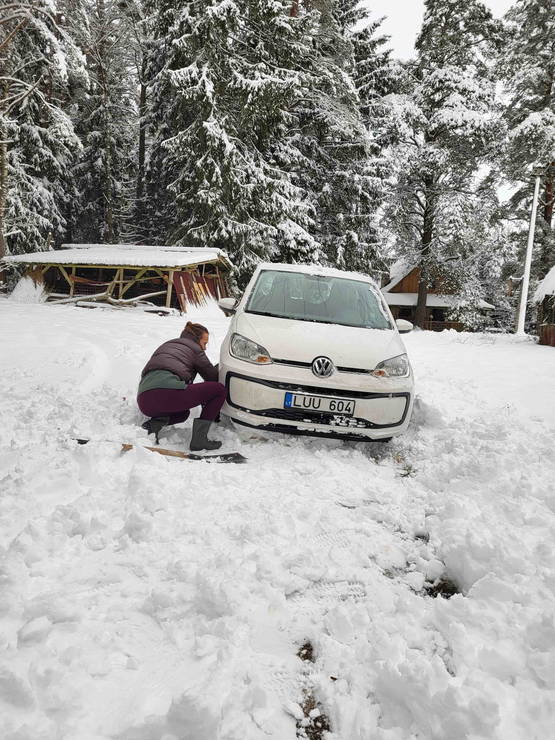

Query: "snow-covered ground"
(1, 297), (555, 740)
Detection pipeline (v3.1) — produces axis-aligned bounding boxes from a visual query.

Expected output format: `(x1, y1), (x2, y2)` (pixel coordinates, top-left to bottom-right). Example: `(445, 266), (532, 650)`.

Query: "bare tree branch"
(0, 17), (28, 52)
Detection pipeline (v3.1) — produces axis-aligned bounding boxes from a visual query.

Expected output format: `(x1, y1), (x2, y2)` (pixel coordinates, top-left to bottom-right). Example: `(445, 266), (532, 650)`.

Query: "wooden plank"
(175, 273), (187, 312)
(120, 268), (148, 297)
(151, 268), (170, 284)
(106, 290), (166, 305)
(50, 289), (167, 306)
(58, 265), (73, 287)
(121, 443), (191, 459)
(50, 292), (108, 304)
(539, 324), (555, 347)
(106, 268), (120, 297)
(166, 269), (174, 308)
(391, 267), (420, 293)
(75, 439), (246, 463)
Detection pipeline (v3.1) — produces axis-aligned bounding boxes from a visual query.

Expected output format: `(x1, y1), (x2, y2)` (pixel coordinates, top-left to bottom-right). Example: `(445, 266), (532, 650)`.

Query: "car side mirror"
(396, 319), (413, 334)
(218, 297), (237, 316)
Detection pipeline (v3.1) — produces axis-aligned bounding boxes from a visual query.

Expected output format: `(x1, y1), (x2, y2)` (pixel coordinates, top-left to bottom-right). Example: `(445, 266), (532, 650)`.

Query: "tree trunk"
(414, 177), (435, 329)
(0, 84), (8, 259)
(0, 126), (7, 260)
(414, 265), (429, 329)
(136, 61), (147, 217)
(540, 169), (554, 276)
(544, 174), (553, 229)
(96, 0), (115, 243)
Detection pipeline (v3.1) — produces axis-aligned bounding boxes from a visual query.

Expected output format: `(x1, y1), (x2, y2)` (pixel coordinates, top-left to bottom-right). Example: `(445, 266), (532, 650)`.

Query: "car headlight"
(230, 333), (273, 364)
(372, 353), (410, 378)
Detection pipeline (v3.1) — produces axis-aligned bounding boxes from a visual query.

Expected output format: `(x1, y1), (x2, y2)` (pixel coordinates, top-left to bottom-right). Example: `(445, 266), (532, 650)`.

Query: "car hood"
(235, 312), (406, 369)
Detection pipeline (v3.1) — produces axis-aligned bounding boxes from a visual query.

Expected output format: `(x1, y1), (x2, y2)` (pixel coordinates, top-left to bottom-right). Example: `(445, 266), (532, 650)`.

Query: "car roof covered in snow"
(534, 265), (555, 303)
(3, 244), (233, 270)
(255, 262), (380, 288)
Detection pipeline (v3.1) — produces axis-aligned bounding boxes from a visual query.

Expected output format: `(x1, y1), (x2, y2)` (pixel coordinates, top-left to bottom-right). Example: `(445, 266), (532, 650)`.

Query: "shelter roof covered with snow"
(3, 244), (233, 270)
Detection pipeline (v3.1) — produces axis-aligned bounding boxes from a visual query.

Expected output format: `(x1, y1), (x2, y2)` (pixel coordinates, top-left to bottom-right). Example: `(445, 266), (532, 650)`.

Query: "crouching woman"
(137, 322), (226, 451)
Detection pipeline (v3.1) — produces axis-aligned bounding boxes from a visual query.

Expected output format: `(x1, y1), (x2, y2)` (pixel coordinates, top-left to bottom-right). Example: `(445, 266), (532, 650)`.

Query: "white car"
(218, 263), (414, 442)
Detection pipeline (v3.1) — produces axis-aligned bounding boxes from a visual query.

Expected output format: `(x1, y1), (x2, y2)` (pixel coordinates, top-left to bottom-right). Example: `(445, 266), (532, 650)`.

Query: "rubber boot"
(141, 416), (170, 445)
(190, 419), (222, 451)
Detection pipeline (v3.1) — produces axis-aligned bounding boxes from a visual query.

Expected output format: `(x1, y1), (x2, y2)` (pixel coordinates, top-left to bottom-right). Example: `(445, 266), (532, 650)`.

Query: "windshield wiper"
(246, 310), (282, 318)
(246, 310), (388, 329)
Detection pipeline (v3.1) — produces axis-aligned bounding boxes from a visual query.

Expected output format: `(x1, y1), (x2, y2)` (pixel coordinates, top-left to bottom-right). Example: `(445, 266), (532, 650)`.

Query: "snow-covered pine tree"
(137, 0), (178, 244)
(385, 0), (504, 327)
(291, 0), (387, 276)
(336, 1), (398, 277)
(142, 0), (319, 281)
(0, 1), (83, 257)
(498, 0), (555, 284)
(66, 0), (137, 243)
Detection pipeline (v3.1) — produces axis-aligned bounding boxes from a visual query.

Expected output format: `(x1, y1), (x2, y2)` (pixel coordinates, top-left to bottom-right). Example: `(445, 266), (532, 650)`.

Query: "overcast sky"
(363, 0), (515, 59)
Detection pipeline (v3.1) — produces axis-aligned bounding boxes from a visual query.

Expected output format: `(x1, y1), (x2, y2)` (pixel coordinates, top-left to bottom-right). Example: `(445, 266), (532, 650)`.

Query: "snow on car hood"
(235, 311), (406, 369)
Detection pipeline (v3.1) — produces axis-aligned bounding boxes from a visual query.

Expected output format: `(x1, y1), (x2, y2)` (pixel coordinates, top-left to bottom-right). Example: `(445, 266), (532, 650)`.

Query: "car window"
(246, 270), (393, 330)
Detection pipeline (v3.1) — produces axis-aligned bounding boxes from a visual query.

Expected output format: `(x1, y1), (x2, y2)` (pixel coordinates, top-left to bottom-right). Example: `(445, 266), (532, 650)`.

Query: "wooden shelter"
(381, 262), (494, 331)
(3, 244), (233, 311)
(534, 266), (555, 346)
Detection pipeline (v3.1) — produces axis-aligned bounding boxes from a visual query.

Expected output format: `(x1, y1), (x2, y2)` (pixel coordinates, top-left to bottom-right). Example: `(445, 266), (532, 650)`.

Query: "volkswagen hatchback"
(218, 263), (414, 442)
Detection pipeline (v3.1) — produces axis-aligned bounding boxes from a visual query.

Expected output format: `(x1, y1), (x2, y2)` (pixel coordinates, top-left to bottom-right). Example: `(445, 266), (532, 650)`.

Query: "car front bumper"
(219, 358), (414, 441)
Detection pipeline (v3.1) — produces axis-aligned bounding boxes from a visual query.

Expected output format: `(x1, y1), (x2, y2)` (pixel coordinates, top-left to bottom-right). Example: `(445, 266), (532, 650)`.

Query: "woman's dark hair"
(184, 321), (209, 343)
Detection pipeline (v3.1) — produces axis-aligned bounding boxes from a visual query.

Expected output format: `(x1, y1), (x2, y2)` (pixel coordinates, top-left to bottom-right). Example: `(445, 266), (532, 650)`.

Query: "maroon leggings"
(137, 382), (226, 423)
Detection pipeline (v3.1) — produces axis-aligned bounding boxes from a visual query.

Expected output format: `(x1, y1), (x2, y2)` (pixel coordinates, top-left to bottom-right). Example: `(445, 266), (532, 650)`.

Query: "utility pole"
(516, 174), (541, 336)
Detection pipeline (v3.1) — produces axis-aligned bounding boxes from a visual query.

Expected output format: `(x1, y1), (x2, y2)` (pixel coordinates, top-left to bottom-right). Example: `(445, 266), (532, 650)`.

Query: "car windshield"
(245, 270), (393, 330)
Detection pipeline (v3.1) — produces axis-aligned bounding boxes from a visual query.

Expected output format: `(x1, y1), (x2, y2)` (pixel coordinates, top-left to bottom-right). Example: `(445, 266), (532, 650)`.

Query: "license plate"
(284, 392), (356, 417)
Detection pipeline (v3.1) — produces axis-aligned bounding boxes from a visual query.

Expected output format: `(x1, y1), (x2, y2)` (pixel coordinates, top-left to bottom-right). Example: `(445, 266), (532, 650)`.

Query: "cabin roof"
(3, 244), (233, 270)
(382, 262), (493, 308)
(384, 292), (495, 310)
(534, 266), (555, 303)
(382, 260), (415, 292)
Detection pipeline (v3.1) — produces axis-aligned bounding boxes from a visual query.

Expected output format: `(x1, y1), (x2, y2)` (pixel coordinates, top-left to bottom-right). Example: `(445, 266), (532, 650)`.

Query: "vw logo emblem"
(312, 356), (334, 378)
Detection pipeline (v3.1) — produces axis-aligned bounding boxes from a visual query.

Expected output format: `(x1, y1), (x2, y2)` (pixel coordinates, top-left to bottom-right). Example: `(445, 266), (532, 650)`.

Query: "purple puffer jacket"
(141, 330), (218, 384)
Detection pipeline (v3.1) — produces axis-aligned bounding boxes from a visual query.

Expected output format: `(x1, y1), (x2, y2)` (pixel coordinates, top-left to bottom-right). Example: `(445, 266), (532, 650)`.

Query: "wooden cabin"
(381, 262), (494, 331)
(3, 244), (233, 312)
(534, 266), (555, 346)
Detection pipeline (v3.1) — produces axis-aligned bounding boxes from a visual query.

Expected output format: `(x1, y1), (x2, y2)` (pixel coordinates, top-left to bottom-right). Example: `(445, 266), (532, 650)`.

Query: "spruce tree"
(498, 0), (555, 284)
(0, 1), (83, 256)
(142, 0), (319, 282)
(385, 0), (504, 327)
(292, 0), (387, 276)
(67, 0), (137, 243)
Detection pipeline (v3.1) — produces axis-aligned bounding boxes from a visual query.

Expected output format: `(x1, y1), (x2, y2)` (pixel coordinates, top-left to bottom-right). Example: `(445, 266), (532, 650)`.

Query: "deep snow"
(1, 298), (555, 740)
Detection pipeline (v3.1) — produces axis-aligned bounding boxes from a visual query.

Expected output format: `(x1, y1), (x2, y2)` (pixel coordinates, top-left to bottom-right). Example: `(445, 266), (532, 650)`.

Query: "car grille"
(273, 358), (372, 374)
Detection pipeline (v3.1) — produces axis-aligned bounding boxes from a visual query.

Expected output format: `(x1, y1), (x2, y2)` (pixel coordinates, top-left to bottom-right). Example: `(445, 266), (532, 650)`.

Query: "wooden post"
(106, 268), (119, 297)
(121, 268), (148, 298)
(166, 269), (174, 308)
(58, 265), (73, 291)
(70, 265), (76, 297)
